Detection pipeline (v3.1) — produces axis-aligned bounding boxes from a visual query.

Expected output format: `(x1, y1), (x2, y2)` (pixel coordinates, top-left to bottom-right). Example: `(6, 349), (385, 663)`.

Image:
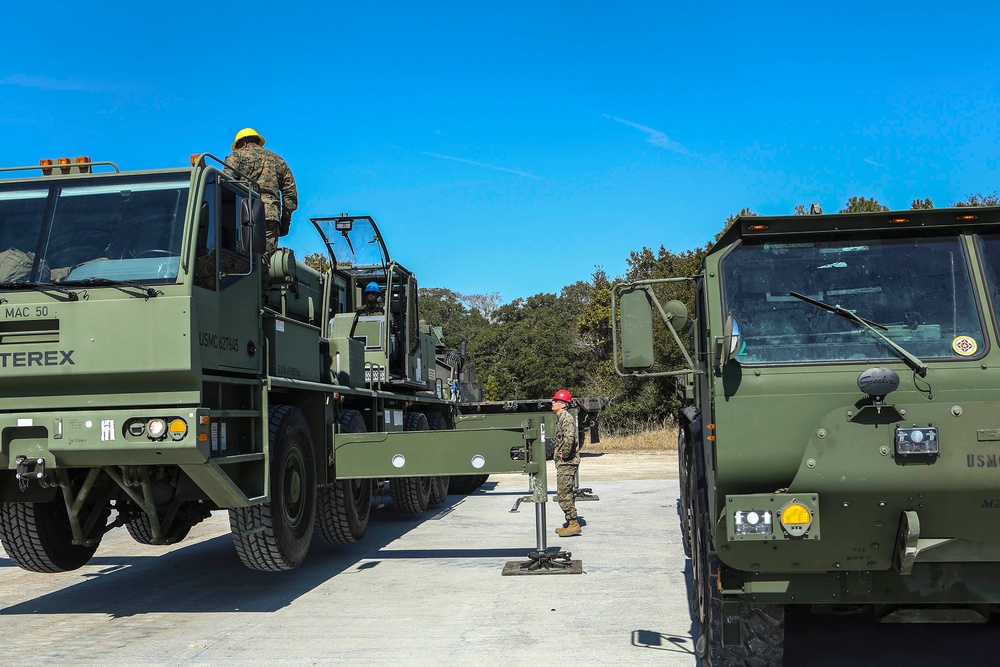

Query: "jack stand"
(503, 446), (583, 575)
(573, 468), (599, 502)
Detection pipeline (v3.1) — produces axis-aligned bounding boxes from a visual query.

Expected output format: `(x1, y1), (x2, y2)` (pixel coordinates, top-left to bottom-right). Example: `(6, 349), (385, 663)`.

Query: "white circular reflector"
(471, 455), (485, 469)
(391, 454), (406, 468)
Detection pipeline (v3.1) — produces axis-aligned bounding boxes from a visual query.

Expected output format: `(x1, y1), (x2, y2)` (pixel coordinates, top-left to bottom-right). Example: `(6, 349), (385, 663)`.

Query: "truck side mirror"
(717, 313), (743, 370)
(619, 286), (655, 370)
(239, 197), (266, 255)
(612, 279), (696, 378)
(663, 299), (688, 331)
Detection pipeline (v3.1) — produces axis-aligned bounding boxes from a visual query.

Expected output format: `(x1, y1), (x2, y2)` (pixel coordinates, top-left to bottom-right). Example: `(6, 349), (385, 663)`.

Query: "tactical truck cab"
(615, 206), (1000, 665)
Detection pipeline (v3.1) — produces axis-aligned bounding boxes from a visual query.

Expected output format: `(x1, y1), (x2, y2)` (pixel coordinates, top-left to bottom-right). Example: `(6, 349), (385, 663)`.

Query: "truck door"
(193, 176), (261, 374)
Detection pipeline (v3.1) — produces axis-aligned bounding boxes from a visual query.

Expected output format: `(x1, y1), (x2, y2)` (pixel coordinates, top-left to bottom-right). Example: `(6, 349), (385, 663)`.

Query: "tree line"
(309, 191), (998, 435)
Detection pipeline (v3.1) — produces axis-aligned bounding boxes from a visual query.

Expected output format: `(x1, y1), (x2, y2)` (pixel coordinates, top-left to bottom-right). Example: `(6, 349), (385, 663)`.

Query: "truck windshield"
(722, 235), (984, 364)
(0, 176), (189, 285)
(976, 233), (1000, 333)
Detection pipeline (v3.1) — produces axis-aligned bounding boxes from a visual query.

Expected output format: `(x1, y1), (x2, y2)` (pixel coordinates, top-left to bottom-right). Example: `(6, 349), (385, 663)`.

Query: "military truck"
(0, 155), (598, 573)
(613, 207), (1000, 664)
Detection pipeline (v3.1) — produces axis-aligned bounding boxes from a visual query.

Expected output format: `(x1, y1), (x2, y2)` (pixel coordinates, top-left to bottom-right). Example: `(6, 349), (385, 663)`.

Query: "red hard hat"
(552, 389), (572, 403)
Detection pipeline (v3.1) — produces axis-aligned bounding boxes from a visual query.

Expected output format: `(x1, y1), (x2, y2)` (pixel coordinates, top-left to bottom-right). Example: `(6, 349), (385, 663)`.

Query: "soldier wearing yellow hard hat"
(225, 127), (297, 294)
(231, 127), (265, 151)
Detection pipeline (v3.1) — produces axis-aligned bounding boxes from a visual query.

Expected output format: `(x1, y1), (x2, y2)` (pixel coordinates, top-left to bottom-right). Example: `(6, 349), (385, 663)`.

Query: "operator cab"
(310, 214), (431, 390)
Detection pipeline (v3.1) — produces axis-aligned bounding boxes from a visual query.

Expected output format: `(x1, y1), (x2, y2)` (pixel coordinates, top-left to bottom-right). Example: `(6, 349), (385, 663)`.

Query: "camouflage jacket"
(553, 409), (579, 465)
(224, 143), (298, 224)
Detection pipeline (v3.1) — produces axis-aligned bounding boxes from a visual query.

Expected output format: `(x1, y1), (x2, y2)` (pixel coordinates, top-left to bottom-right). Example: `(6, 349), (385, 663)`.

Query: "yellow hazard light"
(76, 156), (91, 174)
(168, 418), (188, 441)
(779, 500), (813, 537)
(888, 217), (910, 224)
(781, 503), (811, 524)
(40, 158), (53, 175)
(190, 153), (200, 167)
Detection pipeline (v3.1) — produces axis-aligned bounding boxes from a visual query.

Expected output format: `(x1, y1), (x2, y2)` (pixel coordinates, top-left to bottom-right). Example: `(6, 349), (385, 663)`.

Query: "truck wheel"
(125, 510), (192, 545)
(391, 412), (432, 514)
(448, 473), (489, 494)
(230, 405), (317, 571)
(678, 427), (693, 558)
(316, 410), (373, 544)
(447, 475), (480, 495)
(0, 500), (100, 572)
(693, 515), (784, 665)
(427, 413), (451, 506)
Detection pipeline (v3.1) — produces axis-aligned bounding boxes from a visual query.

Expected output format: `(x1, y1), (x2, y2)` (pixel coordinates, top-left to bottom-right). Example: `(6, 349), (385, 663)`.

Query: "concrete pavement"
(0, 476), (696, 666)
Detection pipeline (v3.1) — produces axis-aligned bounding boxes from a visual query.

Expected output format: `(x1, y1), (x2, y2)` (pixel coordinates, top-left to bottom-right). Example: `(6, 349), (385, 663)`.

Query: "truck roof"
(715, 205), (1000, 248)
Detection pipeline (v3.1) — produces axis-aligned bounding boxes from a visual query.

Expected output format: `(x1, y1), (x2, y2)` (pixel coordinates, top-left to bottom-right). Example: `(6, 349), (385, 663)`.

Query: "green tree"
(910, 198), (934, 210)
(839, 197), (888, 213)
(955, 191), (1000, 207)
(303, 252), (331, 273)
(418, 287), (491, 354)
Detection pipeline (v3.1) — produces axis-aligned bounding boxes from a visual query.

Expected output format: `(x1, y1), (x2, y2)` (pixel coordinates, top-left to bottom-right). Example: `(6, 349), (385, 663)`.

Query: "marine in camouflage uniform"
(224, 129), (297, 289)
(551, 390), (582, 537)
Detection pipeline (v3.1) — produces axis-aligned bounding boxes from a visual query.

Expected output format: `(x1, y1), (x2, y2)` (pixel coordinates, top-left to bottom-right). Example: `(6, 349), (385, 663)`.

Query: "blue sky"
(2, 2), (998, 302)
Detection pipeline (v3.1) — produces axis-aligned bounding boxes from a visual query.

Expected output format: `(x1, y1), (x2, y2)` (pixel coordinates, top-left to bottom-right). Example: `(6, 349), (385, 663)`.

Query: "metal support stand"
(503, 425), (582, 575)
(573, 468), (600, 502)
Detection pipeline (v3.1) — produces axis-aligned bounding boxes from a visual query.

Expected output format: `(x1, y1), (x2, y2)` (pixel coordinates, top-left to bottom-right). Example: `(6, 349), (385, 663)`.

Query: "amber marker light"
(57, 157), (72, 174)
(781, 504), (810, 524)
(779, 501), (813, 537)
(39, 159), (53, 175)
(190, 153), (200, 167)
(957, 214), (978, 221)
(706, 423), (716, 442)
(747, 224), (768, 231)
(75, 156), (91, 174)
(199, 415), (211, 425)
(888, 217), (910, 224)
(168, 418), (188, 441)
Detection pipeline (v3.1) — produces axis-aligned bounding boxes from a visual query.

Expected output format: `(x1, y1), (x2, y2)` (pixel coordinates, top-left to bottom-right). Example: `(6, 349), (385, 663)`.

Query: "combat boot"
(555, 519), (582, 537)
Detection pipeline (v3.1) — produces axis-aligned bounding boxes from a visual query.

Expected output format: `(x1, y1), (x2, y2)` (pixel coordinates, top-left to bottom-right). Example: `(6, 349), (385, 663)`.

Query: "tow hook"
(14, 455), (45, 491)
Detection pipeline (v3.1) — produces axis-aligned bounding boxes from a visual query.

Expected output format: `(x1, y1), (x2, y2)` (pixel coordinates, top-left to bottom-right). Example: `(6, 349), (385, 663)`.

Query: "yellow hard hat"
(232, 127), (265, 150)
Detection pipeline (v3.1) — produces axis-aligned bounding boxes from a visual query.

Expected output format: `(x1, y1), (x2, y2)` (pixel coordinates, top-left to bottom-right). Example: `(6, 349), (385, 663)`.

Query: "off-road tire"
(678, 427), (693, 557)
(316, 410), (373, 544)
(125, 509), (192, 546)
(390, 412), (432, 514)
(449, 473), (490, 494)
(694, 512), (784, 666)
(230, 405), (317, 571)
(426, 412), (451, 506)
(0, 499), (100, 572)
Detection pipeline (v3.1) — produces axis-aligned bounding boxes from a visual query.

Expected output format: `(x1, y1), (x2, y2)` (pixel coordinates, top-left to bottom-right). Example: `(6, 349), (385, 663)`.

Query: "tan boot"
(555, 519), (582, 537)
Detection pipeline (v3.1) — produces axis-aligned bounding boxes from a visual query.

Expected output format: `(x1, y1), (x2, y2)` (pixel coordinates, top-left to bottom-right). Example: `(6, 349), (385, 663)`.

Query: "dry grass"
(586, 423), (679, 453)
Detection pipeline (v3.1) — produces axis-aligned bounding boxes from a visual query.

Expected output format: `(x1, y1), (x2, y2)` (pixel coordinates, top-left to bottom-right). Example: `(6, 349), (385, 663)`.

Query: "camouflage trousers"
(261, 220), (280, 294)
(556, 462), (578, 520)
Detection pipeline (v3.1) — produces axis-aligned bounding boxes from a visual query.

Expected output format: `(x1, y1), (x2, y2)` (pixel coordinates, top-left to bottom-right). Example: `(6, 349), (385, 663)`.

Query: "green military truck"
(0, 156), (598, 573)
(613, 207), (1000, 665)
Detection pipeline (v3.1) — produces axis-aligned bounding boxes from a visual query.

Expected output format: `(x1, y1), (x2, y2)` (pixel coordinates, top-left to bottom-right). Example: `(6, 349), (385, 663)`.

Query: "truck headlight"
(147, 418), (167, 440)
(896, 426), (939, 456)
(733, 509), (773, 536)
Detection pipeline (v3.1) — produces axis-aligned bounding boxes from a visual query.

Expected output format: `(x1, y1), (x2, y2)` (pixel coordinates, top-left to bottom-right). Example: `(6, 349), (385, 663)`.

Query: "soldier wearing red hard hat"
(551, 389), (582, 537)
